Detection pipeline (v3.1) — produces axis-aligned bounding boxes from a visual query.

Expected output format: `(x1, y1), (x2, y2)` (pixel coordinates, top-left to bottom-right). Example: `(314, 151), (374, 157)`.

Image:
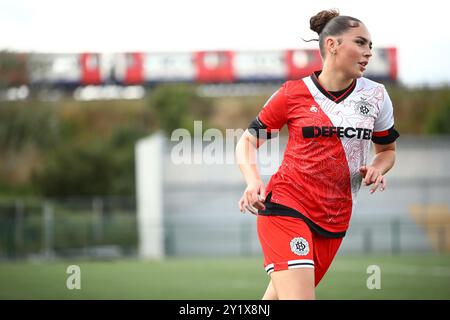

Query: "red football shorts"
(257, 215), (343, 287)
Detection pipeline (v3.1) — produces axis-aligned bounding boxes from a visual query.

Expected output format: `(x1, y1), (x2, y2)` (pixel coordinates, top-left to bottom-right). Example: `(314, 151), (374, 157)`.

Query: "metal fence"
(1, 178), (449, 260)
(0, 197), (137, 260)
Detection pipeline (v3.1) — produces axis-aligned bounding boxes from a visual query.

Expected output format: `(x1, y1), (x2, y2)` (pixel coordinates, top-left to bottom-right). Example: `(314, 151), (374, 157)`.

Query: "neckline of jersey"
(310, 70), (357, 104)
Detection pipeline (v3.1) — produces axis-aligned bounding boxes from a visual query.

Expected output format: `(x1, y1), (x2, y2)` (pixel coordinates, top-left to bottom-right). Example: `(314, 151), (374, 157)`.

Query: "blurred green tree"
(0, 101), (59, 151)
(147, 84), (213, 136)
(425, 97), (450, 134)
(32, 142), (120, 197)
(108, 124), (151, 194)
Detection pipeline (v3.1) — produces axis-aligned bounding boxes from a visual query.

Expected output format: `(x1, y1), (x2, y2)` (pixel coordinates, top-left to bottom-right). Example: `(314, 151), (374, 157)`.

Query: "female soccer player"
(235, 9), (399, 300)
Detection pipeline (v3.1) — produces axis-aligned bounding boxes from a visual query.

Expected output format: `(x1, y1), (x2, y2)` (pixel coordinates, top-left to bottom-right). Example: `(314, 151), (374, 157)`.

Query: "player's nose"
(364, 49), (372, 59)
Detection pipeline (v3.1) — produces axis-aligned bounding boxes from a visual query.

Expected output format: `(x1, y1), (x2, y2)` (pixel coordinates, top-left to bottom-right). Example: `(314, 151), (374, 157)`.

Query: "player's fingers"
(250, 191), (266, 211)
(245, 204), (258, 215)
(247, 192), (258, 212)
(255, 185), (266, 211)
(242, 195), (252, 214)
(250, 191), (260, 207)
(366, 168), (381, 186)
(359, 166), (367, 177)
(253, 200), (265, 211)
(245, 191), (253, 207)
(380, 176), (386, 191)
(370, 174), (383, 194)
(241, 197), (248, 213)
(364, 168), (375, 185)
(259, 185), (266, 202)
(244, 192), (258, 215)
(238, 197), (245, 212)
(251, 190), (265, 210)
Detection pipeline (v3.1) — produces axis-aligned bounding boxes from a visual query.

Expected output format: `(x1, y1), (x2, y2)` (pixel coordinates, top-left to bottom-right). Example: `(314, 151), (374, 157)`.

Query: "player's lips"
(358, 61), (368, 71)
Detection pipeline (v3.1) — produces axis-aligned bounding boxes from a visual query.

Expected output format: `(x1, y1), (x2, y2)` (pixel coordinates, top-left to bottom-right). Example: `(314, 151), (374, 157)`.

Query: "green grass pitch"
(0, 254), (449, 299)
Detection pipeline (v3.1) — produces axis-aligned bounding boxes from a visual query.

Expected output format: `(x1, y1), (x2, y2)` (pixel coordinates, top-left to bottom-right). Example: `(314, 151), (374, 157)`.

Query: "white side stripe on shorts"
(288, 259), (314, 270)
(265, 263), (275, 274)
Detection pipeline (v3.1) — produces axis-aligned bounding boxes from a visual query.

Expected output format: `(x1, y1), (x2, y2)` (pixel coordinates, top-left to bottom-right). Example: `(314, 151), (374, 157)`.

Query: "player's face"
(335, 24), (373, 78)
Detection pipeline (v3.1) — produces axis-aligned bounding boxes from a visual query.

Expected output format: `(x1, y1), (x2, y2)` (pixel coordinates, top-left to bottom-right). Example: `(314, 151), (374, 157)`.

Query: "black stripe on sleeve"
(248, 117), (277, 139)
(371, 126), (400, 145)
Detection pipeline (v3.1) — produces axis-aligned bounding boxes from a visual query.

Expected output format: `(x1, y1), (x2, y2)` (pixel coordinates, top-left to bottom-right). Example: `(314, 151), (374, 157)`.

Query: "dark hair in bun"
(309, 9), (362, 57)
(310, 8), (340, 35)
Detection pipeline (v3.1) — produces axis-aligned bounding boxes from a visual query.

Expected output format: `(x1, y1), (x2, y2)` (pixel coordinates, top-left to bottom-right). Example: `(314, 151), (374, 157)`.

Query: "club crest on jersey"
(355, 97), (375, 117)
(310, 105), (318, 113)
(290, 237), (309, 256)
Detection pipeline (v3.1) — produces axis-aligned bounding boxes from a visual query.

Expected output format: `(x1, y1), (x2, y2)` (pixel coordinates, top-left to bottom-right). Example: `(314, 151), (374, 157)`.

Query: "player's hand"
(238, 179), (266, 215)
(359, 165), (386, 194)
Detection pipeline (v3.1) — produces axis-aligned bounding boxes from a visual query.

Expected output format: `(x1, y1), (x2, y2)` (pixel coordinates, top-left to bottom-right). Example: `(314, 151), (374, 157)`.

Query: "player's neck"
(318, 66), (354, 92)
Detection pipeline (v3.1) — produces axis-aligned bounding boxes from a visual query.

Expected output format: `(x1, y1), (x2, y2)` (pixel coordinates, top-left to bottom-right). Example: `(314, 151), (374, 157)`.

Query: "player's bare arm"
(236, 129), (267, 214)
(359, 142), (396, 193)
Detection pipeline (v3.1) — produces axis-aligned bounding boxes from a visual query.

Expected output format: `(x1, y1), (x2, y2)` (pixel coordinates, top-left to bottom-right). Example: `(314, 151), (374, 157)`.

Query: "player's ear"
(325, 37), (337, 56)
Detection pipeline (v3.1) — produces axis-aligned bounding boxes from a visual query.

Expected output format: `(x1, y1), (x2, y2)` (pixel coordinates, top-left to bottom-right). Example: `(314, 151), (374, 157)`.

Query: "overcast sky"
(1, 0), (449, 87)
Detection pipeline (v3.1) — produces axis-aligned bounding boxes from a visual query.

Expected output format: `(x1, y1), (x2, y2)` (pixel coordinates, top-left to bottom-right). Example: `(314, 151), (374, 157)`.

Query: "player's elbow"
(374, 141), (396, 154)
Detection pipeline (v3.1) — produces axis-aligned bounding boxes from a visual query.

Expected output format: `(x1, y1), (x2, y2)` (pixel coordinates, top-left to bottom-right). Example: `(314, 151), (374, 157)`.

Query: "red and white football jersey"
(249, 71), (399, 234)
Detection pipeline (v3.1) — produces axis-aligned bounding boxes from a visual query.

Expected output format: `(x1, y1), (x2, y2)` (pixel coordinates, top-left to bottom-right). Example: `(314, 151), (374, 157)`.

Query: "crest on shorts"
(354, 97), (375, 117)
(290, 237), (309, 256)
